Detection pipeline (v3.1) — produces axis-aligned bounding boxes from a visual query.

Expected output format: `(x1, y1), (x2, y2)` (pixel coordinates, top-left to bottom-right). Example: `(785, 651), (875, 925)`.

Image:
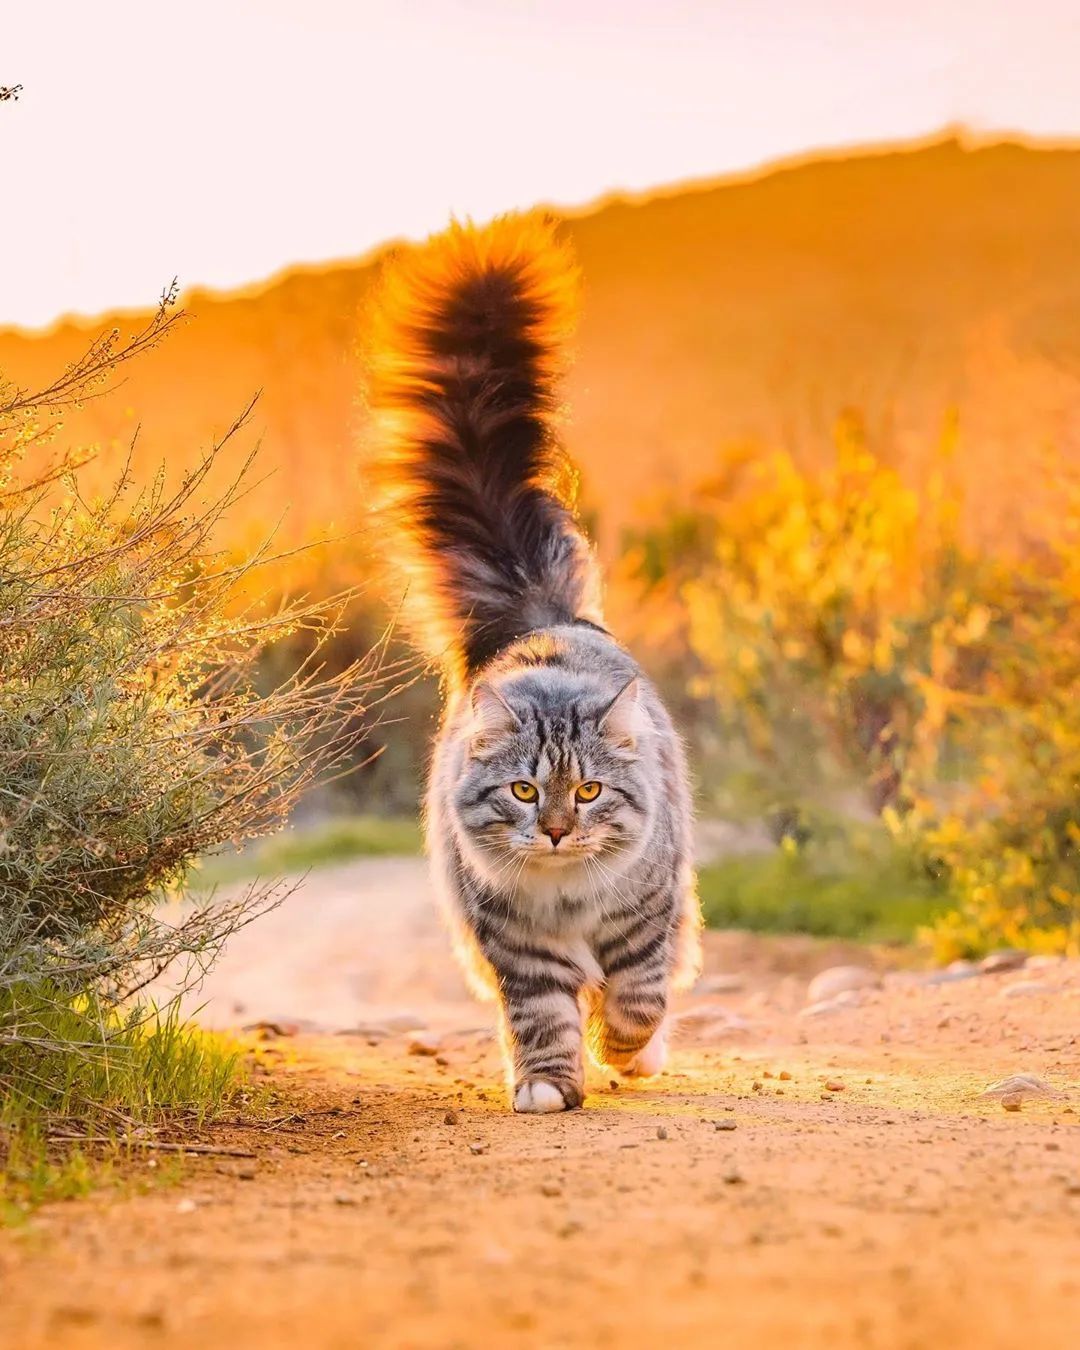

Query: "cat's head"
(451, 670), (655, 887)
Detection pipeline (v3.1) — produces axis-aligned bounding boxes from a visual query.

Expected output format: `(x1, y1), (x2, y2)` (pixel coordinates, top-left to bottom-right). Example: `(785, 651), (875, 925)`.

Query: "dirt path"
(2, 860), (1079, 1349)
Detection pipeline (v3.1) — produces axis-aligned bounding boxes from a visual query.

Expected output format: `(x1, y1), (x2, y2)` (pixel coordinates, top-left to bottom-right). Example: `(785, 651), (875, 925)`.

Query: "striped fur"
(368, 215), (701, 1112)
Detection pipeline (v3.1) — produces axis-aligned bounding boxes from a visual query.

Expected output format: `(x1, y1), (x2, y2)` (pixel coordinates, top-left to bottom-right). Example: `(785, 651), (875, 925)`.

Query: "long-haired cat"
(367, 215), (700, 1112)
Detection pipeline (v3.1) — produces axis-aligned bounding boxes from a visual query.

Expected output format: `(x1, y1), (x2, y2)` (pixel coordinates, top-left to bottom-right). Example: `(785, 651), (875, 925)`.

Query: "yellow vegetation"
(625, 418), (1080, 957)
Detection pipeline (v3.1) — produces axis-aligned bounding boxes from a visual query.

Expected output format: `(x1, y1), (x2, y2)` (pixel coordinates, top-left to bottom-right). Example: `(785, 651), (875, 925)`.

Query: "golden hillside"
(3, 136), (1080, 558)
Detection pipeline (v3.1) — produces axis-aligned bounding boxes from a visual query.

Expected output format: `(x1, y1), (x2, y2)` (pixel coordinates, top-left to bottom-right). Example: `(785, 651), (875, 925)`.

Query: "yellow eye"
(510, 781), (538, 802)
(575, 781), (602, 803)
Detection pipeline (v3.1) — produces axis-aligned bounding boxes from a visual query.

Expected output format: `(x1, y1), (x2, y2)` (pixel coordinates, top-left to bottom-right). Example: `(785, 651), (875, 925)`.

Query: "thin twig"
(48, 1134), (257, 1159)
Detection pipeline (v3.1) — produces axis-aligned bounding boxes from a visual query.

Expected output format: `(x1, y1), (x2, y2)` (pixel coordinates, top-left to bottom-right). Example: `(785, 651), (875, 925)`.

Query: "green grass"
(698, 833), (947, 943)
(1, 987), (245, 1223)
(195, 812), (942, 945)
(190, 814), (423, 889)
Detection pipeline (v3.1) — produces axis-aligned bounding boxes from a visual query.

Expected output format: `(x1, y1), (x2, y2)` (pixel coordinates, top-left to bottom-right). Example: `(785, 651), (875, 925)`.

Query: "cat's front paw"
(513, 1078), (583, 1113)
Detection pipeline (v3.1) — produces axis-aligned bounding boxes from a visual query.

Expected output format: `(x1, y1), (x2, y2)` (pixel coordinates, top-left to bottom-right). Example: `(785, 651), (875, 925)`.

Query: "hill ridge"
(3, 134), (1080, 554)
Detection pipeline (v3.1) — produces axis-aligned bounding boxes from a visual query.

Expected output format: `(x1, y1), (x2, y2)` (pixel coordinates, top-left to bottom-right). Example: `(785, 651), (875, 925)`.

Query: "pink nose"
(544, 826), (566, 845)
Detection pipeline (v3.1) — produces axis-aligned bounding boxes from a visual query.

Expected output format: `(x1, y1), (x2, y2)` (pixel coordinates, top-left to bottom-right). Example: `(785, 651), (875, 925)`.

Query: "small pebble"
(980, 949), (1028, 974)
(656, 1125), (669, 1140)
(714, 1120), (737, 1132)
(694, 973), (745, 995)
(1027, 954), (1066, 970)
(824, 1080), (845, 1092)
(1000, 981), (1051, 999)
(778, 1071), (792, 1082)
(444, 1110), (458, 1126)
(469, 1142), (488, 1155)
(979, 1074), (1059, 1102)
(799, 994), (860, 1018)
(807, 965), (880, 1003)
(723, 1168), (744, 1185)
(540, 1181), (562, 1197)
(923, 960), (979, 985)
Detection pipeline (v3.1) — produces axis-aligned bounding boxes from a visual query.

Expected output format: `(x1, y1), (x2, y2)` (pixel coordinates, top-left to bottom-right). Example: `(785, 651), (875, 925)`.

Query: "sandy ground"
(2, 858), (1079, 1350)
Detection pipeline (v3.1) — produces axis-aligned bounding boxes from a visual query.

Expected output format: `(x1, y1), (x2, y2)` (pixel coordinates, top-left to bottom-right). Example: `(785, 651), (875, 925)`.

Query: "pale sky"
(4, 1), (1079, 328)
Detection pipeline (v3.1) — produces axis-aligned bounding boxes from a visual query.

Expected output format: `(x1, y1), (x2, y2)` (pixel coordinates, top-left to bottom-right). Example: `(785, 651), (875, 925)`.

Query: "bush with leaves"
(0, 293), (398, 1130)
(622, 417), (980, 813)
(623, 417), (1080, 956)
(901, 522), (1080, 960)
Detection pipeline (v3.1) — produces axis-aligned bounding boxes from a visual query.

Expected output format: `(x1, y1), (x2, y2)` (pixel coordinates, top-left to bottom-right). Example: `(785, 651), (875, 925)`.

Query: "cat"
(367, 214), (700, 1112)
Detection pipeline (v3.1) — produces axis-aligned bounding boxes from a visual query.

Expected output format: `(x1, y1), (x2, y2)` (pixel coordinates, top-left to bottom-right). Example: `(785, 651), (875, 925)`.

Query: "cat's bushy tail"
(366, 214), (601, 688)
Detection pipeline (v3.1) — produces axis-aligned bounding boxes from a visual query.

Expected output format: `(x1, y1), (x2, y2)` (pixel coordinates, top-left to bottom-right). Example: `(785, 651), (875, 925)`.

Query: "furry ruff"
(365, 214), (601, 688)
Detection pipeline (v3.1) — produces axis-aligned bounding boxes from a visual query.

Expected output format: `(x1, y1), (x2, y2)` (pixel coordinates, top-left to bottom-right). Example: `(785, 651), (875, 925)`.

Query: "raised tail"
(365, 214), (602, 688)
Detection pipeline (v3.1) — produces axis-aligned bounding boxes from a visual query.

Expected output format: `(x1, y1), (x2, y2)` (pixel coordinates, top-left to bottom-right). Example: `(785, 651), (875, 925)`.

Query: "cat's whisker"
(585, 852), (643, 912)
(583, 858), (629, 943)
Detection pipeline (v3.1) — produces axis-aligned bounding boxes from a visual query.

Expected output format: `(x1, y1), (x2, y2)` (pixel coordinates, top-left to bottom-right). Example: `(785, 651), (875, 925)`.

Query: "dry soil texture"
(2, 859), (1079, 1350)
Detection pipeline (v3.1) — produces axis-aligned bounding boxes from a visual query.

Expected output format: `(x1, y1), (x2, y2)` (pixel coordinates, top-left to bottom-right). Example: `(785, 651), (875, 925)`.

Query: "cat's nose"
(543, 825), (566, 846)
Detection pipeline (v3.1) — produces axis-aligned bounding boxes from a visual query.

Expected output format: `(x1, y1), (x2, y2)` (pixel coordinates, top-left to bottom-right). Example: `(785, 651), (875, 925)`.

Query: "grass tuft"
(1, 987), (244, 1222)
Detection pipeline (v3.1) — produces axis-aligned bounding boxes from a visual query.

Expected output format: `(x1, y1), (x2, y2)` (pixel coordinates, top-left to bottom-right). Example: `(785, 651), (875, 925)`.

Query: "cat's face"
(452, 675), (654, 887)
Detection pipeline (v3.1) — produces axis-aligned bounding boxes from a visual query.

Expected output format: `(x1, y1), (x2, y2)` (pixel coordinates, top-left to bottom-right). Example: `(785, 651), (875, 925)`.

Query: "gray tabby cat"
(367, 215), (700, 1112)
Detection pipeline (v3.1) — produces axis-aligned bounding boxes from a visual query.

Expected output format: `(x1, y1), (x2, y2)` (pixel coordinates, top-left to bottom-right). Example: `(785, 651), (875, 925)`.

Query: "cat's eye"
(510, 781), (538, 802)
(575, 781), (602, 803)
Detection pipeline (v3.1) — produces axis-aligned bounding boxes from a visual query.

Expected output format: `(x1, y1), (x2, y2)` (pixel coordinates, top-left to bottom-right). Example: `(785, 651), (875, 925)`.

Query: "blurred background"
(5, 0), (1080, 961)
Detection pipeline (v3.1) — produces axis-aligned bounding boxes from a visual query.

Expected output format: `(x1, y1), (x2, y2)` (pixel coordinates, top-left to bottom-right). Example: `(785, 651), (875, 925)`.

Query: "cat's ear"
(467, 682), (519, 756)
(598, 677), (643, 750)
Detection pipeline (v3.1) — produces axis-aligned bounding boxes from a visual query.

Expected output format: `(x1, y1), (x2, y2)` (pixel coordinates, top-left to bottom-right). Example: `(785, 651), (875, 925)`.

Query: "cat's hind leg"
(589, 937), (671, 1079)
(619, 1019), (668, 1078)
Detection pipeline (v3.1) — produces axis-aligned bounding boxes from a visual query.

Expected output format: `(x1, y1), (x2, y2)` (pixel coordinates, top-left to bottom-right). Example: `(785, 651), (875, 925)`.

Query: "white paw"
(513, 1080), (569, 1114)
(623, 1024), (667, 1078)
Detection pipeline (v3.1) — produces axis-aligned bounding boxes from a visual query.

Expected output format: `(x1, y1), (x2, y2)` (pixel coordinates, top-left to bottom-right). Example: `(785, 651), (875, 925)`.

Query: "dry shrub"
(0, 292), (403, 1085)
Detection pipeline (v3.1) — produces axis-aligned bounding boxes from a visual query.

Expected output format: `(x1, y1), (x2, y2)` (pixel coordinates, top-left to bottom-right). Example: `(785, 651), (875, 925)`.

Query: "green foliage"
(0, 987), (239, 1125)
(192, 814), (423, 888)
(1, 988), (242, 1221)
(698, 828), (946, 942)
